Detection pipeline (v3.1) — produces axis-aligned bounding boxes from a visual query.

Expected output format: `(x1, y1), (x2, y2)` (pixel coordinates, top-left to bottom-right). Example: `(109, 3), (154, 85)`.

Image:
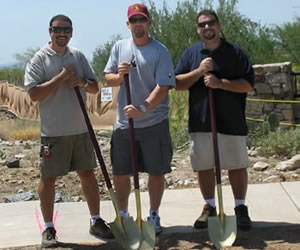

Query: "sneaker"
(194, 204), (217, 229)
(147, 214), (162, 235)
(41, 227), (57, 248)
(89, 218), (114, 239)
(235, 204), (252, 231)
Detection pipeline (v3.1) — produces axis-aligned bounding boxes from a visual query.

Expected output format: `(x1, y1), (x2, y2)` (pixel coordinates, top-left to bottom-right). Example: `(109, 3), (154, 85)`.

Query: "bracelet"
(82, 81), (88, 88)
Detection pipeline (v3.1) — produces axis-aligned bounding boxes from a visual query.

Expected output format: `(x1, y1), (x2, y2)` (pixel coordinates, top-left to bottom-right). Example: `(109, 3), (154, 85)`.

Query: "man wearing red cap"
(104, 3), (176, 235)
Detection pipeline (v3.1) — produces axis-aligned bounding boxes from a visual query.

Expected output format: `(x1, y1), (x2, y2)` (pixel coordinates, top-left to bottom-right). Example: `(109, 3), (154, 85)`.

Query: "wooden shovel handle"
(208, 88), (222, 185)
(74, 87), (112, 189)
(124, 74), (139, 190)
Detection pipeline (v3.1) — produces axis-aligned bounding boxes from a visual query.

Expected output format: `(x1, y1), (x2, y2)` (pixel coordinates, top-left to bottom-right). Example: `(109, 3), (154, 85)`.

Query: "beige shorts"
(189, 132), (249, 171)
(40, 133), (97, 178)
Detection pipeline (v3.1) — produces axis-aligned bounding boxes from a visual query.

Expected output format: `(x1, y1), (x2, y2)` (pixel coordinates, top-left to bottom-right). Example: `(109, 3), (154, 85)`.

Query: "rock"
(248, 149), (258, 156)
(72, 196), (82, 202)
(253, 161), (269, 171)
(184, 179), (194, 186)
(55, 193), (63, 203)
(15, 154), (26, 159)
(6, 159), (20, 168)
(4, 191), (35, 203)
(276, 154), (300, 171)
(263, 175), (279, 182)
(177, 180), (183, 186)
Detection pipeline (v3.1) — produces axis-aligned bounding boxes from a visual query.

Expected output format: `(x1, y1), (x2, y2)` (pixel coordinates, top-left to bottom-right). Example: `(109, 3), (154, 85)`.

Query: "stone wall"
(246, 62), (300, 125)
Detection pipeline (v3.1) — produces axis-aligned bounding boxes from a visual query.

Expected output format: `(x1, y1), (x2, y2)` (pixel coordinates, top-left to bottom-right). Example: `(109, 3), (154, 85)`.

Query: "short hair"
(196, 9), (219, 23)
(49, 14), (72, 27)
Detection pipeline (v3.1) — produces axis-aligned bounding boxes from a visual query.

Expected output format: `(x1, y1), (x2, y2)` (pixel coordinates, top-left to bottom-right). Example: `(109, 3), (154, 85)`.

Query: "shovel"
(207, 88), (237, 249)
(74, 86), (141, 250)
(124, 74), (156, 249)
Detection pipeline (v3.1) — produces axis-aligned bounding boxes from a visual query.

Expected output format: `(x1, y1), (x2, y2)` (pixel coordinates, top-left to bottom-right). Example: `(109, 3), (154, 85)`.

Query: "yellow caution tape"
(246, 98), (300, 127)
(246, 117), (300, 127)
(247, 98), (300, 104)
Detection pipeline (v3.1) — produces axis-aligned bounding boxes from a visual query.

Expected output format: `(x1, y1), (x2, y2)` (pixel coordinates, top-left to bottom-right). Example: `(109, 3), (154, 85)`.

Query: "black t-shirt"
(175, 39), (254, 135)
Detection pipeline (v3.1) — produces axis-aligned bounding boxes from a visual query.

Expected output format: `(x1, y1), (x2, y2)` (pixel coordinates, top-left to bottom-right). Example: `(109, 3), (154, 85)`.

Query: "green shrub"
(169, 89), (189, 149)
(256, 128), (300, 157)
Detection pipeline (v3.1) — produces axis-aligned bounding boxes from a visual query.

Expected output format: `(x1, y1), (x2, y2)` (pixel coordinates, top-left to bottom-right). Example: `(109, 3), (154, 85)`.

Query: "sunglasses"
(50, 26), (73, 34)
(197, 19), (217, 28)
(129, 16), (148, 24)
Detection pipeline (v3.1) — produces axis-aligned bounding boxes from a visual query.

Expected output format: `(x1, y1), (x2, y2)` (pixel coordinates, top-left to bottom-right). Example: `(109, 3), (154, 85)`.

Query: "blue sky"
(1, 0), (299, 66)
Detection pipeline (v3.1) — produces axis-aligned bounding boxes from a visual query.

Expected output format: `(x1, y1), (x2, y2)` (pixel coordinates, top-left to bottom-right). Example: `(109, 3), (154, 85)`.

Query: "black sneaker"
(89, 218), (114, 239)
(194, 204), (217, 229)
(235, 205), (252, 231)
(41, 227), (57, 248)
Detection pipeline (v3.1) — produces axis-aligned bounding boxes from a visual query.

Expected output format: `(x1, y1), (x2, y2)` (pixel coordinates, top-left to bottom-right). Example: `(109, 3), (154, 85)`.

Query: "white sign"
(101, 87), (113, 102)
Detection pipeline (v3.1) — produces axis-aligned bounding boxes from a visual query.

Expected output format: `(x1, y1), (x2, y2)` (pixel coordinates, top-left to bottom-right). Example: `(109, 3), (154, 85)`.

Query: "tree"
(92, 34), (122, 82)
(146, 0), (212, 65)
(146, 0), (276, 65)
(216, 0), (277, 64)
(14, 47), (39, 69)
(272, 18), (300, 65)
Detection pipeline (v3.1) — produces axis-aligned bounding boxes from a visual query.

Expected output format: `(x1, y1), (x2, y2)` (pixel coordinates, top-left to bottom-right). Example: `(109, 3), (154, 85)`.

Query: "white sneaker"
(147, 215), (162, 235)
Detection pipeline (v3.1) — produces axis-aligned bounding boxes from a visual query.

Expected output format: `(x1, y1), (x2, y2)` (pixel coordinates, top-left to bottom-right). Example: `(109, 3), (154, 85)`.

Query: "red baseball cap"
(127, 3), (150, 19)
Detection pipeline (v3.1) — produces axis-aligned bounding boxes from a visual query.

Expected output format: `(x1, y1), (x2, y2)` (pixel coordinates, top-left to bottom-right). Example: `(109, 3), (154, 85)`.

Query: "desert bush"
(256, 127), (300, 157)
(0, 119), (40, 141)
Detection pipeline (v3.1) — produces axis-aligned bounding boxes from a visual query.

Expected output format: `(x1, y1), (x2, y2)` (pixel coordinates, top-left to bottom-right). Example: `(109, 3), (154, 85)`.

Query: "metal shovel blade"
(108, 189), (141, 250)
(74, 87), (141, 249)
(134, 190), (156, 250)
(137, 220), (156, 250)
(207, 88), (237, 249)
(208, 214), (236, 249)
(109, 217), (141, 250)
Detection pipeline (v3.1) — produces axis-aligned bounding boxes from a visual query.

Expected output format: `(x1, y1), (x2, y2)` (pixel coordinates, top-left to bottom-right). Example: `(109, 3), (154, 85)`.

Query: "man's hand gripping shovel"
(124, 74), (156, 250)
(74, 87), (140, 250)
(207, 88), (237, 249)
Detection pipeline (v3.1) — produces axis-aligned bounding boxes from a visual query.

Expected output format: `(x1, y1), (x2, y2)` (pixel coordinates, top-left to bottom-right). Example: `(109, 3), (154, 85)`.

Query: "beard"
(133, 28), (146, 38)
(55, 36), (69, 47)
(203, 29), (216, 40)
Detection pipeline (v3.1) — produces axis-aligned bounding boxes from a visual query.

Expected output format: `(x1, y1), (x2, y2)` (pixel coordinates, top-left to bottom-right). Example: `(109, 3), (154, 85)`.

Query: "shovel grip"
(124, 74), (139, 189)
(208, 88), (221, 185)
(74, 87), (112, 189)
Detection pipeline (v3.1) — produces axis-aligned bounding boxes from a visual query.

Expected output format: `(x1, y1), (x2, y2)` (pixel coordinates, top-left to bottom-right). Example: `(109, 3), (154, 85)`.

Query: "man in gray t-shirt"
(104, 3), (175, 235)
(24, 14), (112, 248)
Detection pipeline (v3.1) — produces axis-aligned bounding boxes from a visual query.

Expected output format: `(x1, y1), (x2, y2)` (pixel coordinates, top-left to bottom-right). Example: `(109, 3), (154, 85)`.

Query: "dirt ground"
(2, 224), (300, 249)
(1, 145), (300, 250)
(1, 111), (300, 249)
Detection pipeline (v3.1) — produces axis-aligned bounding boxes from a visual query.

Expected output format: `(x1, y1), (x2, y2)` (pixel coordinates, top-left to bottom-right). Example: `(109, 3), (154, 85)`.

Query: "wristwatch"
(82, 81), (88, 88)
(82, 79), (93, 88)
(139, 103), (148, 113)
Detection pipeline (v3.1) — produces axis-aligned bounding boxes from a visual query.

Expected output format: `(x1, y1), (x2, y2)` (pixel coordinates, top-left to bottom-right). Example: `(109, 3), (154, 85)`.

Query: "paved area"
(0, 182), (299, 248)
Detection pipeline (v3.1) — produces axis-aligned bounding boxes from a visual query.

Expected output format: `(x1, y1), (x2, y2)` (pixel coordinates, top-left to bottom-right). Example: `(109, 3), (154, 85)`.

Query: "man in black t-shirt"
(175, 9), (254, 231)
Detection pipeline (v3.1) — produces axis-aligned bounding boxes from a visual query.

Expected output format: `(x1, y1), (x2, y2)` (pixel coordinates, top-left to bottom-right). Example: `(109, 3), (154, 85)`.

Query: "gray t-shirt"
(104, 38), (176, 129)
(24, 43), (97, 137)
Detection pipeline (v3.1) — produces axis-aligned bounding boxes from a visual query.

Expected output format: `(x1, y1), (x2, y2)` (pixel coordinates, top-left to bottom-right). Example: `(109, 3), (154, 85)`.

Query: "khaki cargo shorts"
(40, 133), (97, 178)
(189, 132), (249, 171)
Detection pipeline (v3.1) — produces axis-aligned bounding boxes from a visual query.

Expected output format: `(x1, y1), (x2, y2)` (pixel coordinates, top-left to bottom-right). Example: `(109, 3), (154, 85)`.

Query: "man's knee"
(39, 177), (56, 186)
(77, 169), (95, 179)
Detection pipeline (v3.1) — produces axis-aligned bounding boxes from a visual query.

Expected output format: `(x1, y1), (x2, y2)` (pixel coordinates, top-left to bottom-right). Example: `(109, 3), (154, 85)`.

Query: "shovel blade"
(138, 220), (156, 250)
(110, 216), (141, 250)
(208, 215), (236, 249)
